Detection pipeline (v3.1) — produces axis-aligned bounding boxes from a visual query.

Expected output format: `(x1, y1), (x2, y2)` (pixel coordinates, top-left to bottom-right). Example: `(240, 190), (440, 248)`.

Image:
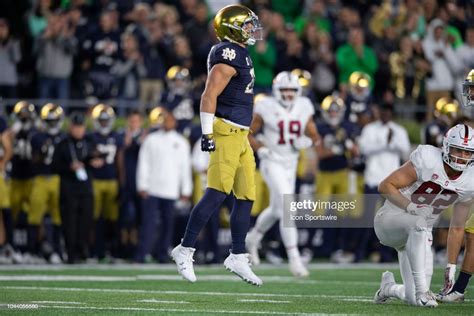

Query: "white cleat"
(49, 253), (62, 264)
(245, 230), (261, 265)
(374, 271), (395, 304)
(170, 244), (197, 283)
(437, 291), (465, 303)
(416, 291), (438, 307)
(289, 257), (309, 277)
(224, 252), (263, 287)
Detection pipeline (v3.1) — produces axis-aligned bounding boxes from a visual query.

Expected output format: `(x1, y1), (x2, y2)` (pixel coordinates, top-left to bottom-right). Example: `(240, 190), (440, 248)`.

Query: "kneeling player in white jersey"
(246, 71), (321, 277)
(373, 124), (474, 307)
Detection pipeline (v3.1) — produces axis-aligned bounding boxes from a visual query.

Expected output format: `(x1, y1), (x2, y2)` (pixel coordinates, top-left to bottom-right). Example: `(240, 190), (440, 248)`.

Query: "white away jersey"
(385, 145), (474, 222)
(254, 96), (314, 163)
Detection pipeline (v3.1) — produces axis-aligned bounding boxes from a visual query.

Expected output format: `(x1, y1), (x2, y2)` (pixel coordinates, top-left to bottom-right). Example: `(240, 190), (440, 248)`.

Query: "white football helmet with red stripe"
(272, 71), (302, 108)
(442, 124), (474, 171)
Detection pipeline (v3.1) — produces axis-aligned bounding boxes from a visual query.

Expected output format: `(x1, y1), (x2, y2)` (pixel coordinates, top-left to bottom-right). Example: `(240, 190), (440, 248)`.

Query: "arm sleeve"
(136, 136), (151, 192)
(180, 140), (193, 197)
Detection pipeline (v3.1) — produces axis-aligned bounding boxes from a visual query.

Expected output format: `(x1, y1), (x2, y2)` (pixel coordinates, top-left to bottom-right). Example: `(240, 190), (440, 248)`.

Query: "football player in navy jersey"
(160, 66), (195, 135)
(344, 71), (374, 126)
(315, 95), (360, 258)
(28, 103), (65, 263)
(172, 4), (263, 286)
(89, 104), (124, 261)
(9, 102), (37, 260)
(422, 98), (459, 147)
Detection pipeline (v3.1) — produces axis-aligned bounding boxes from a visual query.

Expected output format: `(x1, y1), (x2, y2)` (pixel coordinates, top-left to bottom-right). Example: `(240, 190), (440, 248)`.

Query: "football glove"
(257, 147), (271, 160)
(291, 137), (313, 151)
(439, 263), (456, 296)
(201, 134), (216, 152)
(406, 202), (434, 219)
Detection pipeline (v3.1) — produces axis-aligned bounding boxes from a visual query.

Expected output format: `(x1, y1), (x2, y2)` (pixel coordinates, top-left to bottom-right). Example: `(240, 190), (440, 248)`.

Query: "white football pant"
(253, 159), (300, 259)
(374, 204), (434, 305)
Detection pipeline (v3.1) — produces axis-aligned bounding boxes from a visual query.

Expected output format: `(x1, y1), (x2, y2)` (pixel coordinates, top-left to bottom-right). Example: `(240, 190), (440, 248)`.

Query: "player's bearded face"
(449, 146), (474, 166)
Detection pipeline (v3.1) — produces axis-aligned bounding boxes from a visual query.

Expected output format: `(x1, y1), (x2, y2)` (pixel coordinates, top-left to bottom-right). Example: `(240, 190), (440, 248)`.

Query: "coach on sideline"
(135, 107), (192, 263)
(53, 112), (104, 264)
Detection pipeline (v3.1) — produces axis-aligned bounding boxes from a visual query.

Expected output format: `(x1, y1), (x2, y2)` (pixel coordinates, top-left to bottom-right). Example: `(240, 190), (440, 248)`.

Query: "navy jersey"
(207, 41), (255, 126)
(423, 120), (447, 148)
(318, 120), (358, 172)
(31, 132), (65, 176)
(89, 131), (123, 180)
(11, 128), (36, 179)
(160, 92), (194, 133)
(344, 93), (373, 123)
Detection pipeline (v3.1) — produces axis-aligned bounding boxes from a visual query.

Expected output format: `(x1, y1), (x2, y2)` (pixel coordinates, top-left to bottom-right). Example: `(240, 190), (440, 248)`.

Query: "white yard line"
(0, 285), (372, 299)
(31, 301), (84, 305)
(341, 298), (374, 303)
(3, 285), (472, 304)
(0, 274), (379, 285)
(237, 299), (291, 304)
(137, 299), (189, 304)
(37, 304), (353, 315)
(0, 275), (134, 281)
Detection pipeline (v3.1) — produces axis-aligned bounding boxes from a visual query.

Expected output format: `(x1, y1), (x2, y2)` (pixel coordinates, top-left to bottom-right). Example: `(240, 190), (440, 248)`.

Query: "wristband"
(200, 112), (214, 135)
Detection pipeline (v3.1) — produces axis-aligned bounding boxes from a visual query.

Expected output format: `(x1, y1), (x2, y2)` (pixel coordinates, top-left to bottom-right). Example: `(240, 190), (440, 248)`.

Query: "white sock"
(279, 221), (299, 259)
(387, 284), (406, 300)
(398, 250), (416, 305)
(425, 231), (434, 288)
(406, 228), (428, 296)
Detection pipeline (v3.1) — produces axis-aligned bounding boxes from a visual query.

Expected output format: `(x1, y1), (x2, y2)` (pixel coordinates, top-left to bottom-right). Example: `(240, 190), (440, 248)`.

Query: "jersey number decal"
(245, 68), (255, 94)
(97, 144), (117, 164)
(277, 120), (301, 145)
(411, 181), (458, 214)
(14, 139), (32, 159)
(43, 143), (55, 166)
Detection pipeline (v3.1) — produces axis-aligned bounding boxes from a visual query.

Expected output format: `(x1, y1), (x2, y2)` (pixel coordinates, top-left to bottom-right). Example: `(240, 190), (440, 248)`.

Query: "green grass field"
(0, 264), (472, 315)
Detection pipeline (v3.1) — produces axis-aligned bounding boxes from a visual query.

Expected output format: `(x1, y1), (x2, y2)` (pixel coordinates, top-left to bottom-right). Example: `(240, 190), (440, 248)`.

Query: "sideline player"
(373, 123), (474, 307)
(171, 4), (263, 286)
(437, 70), (474, 303)
(246, 71), (320, 277)
(29, 103), (65, 263)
